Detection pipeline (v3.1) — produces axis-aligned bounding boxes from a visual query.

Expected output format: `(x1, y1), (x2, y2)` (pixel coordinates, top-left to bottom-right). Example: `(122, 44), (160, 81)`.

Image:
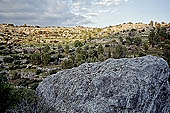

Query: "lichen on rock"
(36, 55), (170, 113)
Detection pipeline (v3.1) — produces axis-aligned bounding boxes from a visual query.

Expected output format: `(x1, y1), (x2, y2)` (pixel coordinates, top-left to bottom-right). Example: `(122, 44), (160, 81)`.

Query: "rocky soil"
(36, 55), (170, 113)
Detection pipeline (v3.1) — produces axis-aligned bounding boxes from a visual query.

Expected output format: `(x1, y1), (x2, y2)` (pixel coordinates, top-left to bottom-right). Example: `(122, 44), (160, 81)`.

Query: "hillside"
(0, 23), (152, 45)
(0, 22), (170, 112)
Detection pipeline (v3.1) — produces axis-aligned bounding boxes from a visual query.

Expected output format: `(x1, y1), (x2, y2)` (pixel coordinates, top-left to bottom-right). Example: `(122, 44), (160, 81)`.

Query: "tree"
(42, 45), (50, 53)
(148, 30), (155, 47)
(149, 20), (154, 27)
(154, 32), (161, 45)
(119, 37), (123, 44)
(155, 22), (158, 27)
(162, 39), (170, 65)
(128, 22), (133, 24)
(75, 48), (87, 63)
(114, 45), (127, 58)
(76, 53), (83, 61)
(88, 49), (97, 58)
(143, 42), (149, 52)
(64, 44), (69, 55)
(97, 44), (104, 55)
(134, 46), (140, 57)
(161, 21), (166, 24)
(41, 53), (50, 65)
(0, 73), (12, 112)
(30, 53), (41, 65)
(129, 29), (136, 37)
(69, 54), (76, 65)
(74, 40), (83, 47)
(126, 37), (133, 46)
(76, 47), (82, 54)
(131, 29), (137, 32)
(134, 37), (142, 46)
(3, 56), (14, 63)
(23, 24), (27, 27)
(158, 27), (168, 39)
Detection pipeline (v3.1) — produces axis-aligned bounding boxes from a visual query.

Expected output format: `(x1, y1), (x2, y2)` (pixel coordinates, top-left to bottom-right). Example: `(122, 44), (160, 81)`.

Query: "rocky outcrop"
(36, 55), (170, 113)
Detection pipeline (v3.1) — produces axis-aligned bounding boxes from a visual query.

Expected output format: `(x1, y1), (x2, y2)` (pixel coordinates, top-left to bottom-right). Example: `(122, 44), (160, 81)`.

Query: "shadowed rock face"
(36, 55), (170, 113)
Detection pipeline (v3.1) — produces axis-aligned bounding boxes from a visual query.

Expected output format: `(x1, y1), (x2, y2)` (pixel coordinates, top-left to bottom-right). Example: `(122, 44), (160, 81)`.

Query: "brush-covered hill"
(0, 22), (170, 112)
(1, 22), (169, 45)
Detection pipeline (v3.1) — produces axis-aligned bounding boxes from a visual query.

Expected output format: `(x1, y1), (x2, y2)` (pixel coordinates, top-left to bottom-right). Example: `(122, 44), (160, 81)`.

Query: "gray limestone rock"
(36, 55), (170, 113)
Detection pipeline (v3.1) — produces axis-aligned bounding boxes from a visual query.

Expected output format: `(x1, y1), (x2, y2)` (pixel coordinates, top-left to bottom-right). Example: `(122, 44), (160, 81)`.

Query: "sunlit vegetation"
(0, 22), (170, 112)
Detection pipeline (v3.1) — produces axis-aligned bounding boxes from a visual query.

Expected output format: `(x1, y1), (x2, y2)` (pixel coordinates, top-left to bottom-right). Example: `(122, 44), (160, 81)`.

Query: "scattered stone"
(0, 70), (8, 75)
(26, 64), (33, 69)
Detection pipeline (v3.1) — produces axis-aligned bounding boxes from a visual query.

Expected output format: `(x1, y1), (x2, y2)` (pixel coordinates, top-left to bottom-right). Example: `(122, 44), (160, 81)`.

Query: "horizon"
(0, 21), (168, 28)
(0, 0), (170, 27)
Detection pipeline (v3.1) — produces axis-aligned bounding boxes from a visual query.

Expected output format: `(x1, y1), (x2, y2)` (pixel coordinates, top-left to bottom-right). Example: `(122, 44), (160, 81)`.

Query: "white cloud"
(0, 0), (129, 26)
(96, 0), (126, 6)
(96, 0), (116, 6)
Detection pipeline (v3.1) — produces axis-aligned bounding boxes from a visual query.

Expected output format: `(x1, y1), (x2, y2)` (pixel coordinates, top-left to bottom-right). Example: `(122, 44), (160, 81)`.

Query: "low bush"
(0, 74), (37, 112)
(10, 70), (21, 80)
(35, 69), (42, 75)
(3, 57), (14, 63)
(30, 53), (41, 65)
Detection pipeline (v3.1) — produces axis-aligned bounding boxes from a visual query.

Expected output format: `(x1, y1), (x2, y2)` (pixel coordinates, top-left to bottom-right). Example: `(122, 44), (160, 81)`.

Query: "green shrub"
(9, 64), (20, 70)
(42, 45), (50, 53)
(143, 42), (149, 52)
(35, 69), (42, 75)
(84, 45), (89, 50)
(0, 74), (37, 112)
(3, 57), (14, 63)
(49, 69), (58, 75)
(0, 50), (10, 55)
(126, 37), (133, 45)
(64, 44), (70, 54)
(14, 60), (21, 65)
(134, 37), (142, 46)
(9, 88), (36, 106)
(138, 51), (147, 57)
(61, 59), (74, 69)
(114, 45), (127, 58)
(0, 46), (5, 50)
(10, 70), (21, 80)
(41, 53), (50, 66)
(97, 44), (104, 55)
(10, 54), (20, 60)
(74, 40), (83, 47)
(88, 49), (97, 58)
(30, 83), (39, 90)
(7, 88), (37, 112)
(30, 53), (41, 65)
(0, 83), (12, 112)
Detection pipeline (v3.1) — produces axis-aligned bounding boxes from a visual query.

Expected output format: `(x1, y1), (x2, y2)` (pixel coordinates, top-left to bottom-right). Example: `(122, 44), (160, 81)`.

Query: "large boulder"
(36, 55), (170, 113)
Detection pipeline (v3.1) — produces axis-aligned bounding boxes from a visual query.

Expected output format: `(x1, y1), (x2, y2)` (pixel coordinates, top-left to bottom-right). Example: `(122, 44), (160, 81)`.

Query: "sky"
(0, 0), (169, 27)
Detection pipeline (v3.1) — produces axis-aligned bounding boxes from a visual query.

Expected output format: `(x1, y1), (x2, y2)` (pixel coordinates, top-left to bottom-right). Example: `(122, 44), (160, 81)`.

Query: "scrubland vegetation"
(0, 21), (170, 112)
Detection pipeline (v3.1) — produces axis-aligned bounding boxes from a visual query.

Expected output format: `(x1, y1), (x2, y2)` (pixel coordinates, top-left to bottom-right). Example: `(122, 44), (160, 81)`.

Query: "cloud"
(0, 0), (129, 26)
